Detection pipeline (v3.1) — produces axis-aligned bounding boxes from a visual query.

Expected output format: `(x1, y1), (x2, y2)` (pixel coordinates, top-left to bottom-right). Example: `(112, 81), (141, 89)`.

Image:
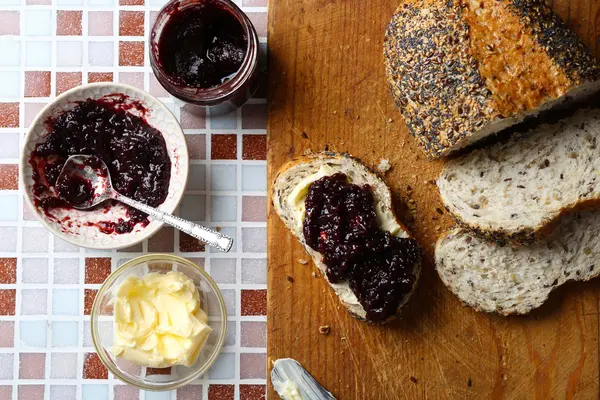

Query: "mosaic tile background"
(0, 0), (268, 397)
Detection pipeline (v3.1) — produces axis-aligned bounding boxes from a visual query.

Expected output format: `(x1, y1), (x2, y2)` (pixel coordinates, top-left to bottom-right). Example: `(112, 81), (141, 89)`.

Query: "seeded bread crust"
(383, 0), (600, 159)
(435, 211), (600, 315)
(271, 152), (421, 323)
(438, 108), (600, 245)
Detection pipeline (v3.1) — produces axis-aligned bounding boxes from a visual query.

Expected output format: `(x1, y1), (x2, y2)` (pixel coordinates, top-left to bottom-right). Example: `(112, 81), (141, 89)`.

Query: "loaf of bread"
(383, 0), (600, 159)
(437, 108), (600, 244)
(272, 153), (421, 323)
(435, 211), (600, 315)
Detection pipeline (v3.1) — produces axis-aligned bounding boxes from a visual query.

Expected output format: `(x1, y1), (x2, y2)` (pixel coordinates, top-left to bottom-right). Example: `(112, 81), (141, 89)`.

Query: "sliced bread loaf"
(272, 153), (421, 323)
(437, 108), (600, 244)
(435, 211), (600, 315)
(383, 0), (600, 159)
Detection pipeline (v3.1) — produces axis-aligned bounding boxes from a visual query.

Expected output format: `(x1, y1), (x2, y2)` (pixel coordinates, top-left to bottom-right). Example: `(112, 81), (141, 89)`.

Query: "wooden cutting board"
(266, 1), (600, 398)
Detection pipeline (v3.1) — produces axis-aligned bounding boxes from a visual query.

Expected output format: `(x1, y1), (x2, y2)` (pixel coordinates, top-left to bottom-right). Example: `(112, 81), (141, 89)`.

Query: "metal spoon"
(55, 155), (233, 252)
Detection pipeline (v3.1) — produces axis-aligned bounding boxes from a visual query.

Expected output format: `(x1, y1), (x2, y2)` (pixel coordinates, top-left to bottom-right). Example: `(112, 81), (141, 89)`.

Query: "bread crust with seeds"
(383, 0), (600, 159)
(271, 152), (421, 323)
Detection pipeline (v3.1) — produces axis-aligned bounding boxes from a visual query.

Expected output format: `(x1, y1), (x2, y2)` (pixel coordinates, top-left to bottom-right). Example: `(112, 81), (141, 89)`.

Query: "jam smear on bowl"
(303, 173), (420, 322)
(157, 3), (247, 89)
(29, 96), (171, 234)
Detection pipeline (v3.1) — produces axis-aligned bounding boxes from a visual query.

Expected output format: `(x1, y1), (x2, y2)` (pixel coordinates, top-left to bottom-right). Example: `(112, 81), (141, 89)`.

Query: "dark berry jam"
(56, 172), (94, 207)
(303, 173), (419, 322)
(29, 96), (171, 234)
(157, 3), (247, 88)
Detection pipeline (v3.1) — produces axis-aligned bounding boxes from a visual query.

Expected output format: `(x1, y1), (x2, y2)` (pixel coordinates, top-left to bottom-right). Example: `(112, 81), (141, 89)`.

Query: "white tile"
(88, 41), (114, 66)
(0, 71), (21, 98)
(0, 133), (20, 158)
(0, 354), (13, 379)
(241, 258), (266, 284)
(0, 40), (20, 67)
(52, 289), (79, 315)
(54, 237), (80, 252)
(57, 41), (82, 67)
(22, 227), (49, 252)
(208, 353), (235, 379)
(0, 227), (17, 252)
(242, 165), (266, 191)
(211, 165), (237, 191)
(20, 320), (47, 347)
(50, 353), (78, 378)
(25, 41), (52, 67)
(82, 384), (109, 400)
(24, 10), (52, 36)
(145, 391), (172, 400)
(51, 321), (79, 347)
(53, 258), (79, 284)
(0, 0), (22, 5)
(50, 386), (77, 400)
(149, 0), (168, 6)
(58, 0), (83, 4)
(22, 258), (49, 283)
(242, 227), (267, 253)
(87, 0), (114, 6)
(209, 258), (236, 283)
(179, 195), (206, 221)
(187, 164), (206, 191)
(0, 196), (18, 221)
(211, 195), (237, 222)
(21, 289), (48, 315)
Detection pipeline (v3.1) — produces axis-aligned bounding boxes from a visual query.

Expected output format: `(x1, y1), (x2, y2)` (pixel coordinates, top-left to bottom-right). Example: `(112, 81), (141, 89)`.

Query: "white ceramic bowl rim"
(20, 82), (189, 250)
(90, 254), (228, 391)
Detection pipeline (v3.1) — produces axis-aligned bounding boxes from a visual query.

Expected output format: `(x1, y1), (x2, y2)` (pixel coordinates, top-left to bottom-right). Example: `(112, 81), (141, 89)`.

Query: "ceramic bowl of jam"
(150, 0), (259, 113)
(20, 82), (189, 250)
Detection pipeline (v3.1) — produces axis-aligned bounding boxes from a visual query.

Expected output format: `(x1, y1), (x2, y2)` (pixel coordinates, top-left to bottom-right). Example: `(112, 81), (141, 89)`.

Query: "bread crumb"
(410, 376), (418, 384)
(388, 118), (393, 123)
(301, 131), (308, 139)
(215, 226), (222, 232)
(311, 272), (317, 277)
(286, 276), (294, 283)
(319, 325), (330, 335)
(377, 159), (392, 174)
(297, 258), (308, 265)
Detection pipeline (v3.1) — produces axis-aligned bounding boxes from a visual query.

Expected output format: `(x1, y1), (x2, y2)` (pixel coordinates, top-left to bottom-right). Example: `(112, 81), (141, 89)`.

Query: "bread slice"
(272, 152), (421, 322)
(437, 108), (600, 244)
(435, 211), (600, 315)
(383, 0), (600, 159)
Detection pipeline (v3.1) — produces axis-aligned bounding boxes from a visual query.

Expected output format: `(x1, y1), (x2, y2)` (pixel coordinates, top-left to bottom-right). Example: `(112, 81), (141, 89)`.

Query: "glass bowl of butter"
(90, 254), (227, 391)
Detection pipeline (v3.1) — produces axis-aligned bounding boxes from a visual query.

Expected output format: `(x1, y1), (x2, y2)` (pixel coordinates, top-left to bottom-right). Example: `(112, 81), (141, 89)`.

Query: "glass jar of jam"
(150, 0), (259, 114)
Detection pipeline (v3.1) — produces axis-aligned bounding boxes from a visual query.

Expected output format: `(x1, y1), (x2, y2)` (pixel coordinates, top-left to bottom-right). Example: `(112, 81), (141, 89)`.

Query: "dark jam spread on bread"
(303, 173), (419, 321)
(30, 97), (171, 234)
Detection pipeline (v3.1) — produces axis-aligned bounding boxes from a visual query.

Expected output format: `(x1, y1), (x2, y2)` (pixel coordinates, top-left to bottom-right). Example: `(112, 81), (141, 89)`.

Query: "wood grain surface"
(266, 1), (600, 398)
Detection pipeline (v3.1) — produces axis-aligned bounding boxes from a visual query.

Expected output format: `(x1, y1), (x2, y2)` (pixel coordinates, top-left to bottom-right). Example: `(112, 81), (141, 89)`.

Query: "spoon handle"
(112, 193), (233, 253)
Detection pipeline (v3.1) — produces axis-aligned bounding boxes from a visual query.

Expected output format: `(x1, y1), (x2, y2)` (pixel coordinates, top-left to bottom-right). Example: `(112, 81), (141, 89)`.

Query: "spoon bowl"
(57, 155), (233, 252)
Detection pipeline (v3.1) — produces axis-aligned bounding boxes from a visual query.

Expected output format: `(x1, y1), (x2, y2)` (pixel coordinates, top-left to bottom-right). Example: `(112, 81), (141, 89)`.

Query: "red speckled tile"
(240, 353), (266, 379)
(185, 134), (207, 160)
(148, 227), (174, 252)
(242, 197), (266, 222)
(0, 322), (14, 347)
(211, 134), (237, 160)
(83, 353), (108, 379)
(180, 105), (206, 129)
(119, 11), (144, 36)
(25, 71), (51, 97)
(241, 290), (267, 316)
(242, 135), (266, 160)
(119, 41), (144, 66)
(88, 11), (113, 36)
(0, 11), (19, 35)
(18, 385), (43, 400)
(114, 385), (139, 400)
(0, 103), (19, 127)
(57, 11), (82, 36)
(239, 385), (266, 400)
(146, 367), (171, 376)
(247, 13), (267, 36)
(85, 258), (111, 284)
(84, 289), (96, 315)
(0, 290), (15, 315)
(88, 72), (113, 83)
(242, 104), (267, 129)
(177, 385), (203, 400)
(208, 385), (234, 400)
(0, 165), (18, 190)
(19, 354), (45, 379)
(179, 232), (206, 252)
(120, 0), (144, 4)
(0, 258), (16, 284)
(56, 72), (82, 95)
(117, 242), (142, 252)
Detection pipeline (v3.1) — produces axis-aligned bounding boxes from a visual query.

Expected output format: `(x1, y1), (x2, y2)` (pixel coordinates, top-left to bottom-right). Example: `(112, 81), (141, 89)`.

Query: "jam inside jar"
(150, 0), (259, 114)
